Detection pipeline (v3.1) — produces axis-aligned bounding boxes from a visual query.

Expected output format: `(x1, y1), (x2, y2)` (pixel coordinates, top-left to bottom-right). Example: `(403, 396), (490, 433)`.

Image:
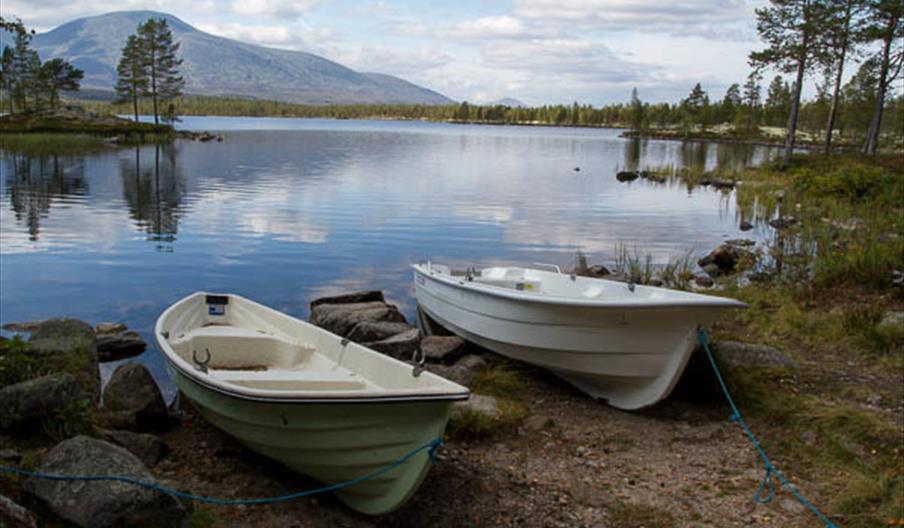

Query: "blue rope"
(697, 329), (839, 528)
(0, 437), (442, 506)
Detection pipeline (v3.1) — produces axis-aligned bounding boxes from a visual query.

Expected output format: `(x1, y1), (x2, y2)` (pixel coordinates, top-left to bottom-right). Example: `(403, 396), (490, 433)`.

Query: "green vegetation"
(115, 17), (185, 125)
(0, 16), (83, 114)
(448, 366), (527, 440)
(0, 336), (44, 386)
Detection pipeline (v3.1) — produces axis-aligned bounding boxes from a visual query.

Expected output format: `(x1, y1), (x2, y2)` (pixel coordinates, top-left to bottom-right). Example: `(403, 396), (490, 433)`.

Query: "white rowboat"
(156, 292), (469, 514)
(412, 263), (745, 410)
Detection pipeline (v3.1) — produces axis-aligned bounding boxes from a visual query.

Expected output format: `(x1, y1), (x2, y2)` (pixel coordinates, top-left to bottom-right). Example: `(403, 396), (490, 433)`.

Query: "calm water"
(0, 117), (777, 394)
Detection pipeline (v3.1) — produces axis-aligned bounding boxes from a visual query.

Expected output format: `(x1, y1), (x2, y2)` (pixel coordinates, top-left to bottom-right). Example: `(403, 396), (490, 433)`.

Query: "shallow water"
(0, 117), (777, 395)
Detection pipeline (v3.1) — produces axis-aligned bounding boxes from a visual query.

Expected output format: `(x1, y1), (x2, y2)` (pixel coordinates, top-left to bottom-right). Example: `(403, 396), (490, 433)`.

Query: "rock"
(420, 335), (466, 363)
(3, 318), (99, 402)
(428, 365), (475, 387)
(710, 341), (795, 369)
(23, 436), (185, 528)
(892, 270), (903, 288)
(697, 243), (754, 276)
(456, 354), (488, 371)
(95, 322), (127, 334)
(523, 415), (555, 432)
(0, 448), (22, 462)
(0, 373), (82, 431)
(309, 290), (385, 308)
(96, 330), (147, 362)
(694, 275), (714, 288)
(102, 430), (167, 467)
(451, 394), (499, 420)
(725, 238), (755, 247)
(573, 167), (580, 172)
(769, 216), (797, 229)
(364, 328), (421, 359)
(615, 171), (639, 182)
(102, 363), (167, 431)
(586, 264), (610, 277)
(876, 311), (903, 335)
(310, 301), (406, 337)
(779, 498), (805, 515)
(0, 494), (36, 528)
(709, 179), (735, 190)
(739, 220), (754, 231)
(346, 321), (416, 343)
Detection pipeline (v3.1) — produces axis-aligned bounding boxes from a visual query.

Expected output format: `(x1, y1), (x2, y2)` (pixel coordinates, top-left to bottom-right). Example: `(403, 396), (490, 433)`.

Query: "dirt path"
(158, 365), (815, 527)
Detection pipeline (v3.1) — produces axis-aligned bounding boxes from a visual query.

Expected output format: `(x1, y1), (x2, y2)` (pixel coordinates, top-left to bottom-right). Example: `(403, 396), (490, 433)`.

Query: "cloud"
(512, 0), (755, 38)
(446, 15), (533, 39)
(231, 0), (323, 19)
(330, 46), (452, 76)
(196, 21), (334, 50)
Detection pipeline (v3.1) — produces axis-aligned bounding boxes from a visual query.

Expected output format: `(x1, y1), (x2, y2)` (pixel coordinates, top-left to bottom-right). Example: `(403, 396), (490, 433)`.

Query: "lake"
(0, 117), (777, 395)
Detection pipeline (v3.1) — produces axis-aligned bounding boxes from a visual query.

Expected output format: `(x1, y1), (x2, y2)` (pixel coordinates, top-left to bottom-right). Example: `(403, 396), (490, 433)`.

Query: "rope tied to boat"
(0, 437), (443, 506)
(697, 328), (838, 528)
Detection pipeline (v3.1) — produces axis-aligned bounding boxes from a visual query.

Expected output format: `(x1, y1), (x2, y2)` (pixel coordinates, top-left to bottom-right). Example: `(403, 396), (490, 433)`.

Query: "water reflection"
(119, 144), (184, 251)
(4, 154), (88, 241)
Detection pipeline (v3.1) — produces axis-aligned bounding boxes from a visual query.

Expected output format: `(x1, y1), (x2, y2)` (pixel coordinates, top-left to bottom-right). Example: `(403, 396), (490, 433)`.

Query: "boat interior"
(159, 293), (467, 397)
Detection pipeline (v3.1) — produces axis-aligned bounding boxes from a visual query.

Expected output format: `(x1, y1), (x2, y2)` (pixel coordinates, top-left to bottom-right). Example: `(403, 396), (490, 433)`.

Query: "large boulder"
(710, 341), (795, 369)
(102, 430), (167, 468)
(420, 335), (467, 363)
(364, 328), (421, 359)
(310, 301), (406, 337)
(0, 373), (82, 431)
(346, 321), (416, 343)
(428, 365), (475, 387)
(2, 318), (99, 402)
(0, 494), (36, 528)
(309, 290), (385, 308)
(102, 363), (167, 431)
(697, 243), (754, 276)
(23, 436), (185, 528)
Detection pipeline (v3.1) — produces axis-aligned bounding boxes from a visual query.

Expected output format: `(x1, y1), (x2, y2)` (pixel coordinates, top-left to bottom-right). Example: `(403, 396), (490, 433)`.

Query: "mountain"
(486, 97), (526, 107)
(28, 11), (453, 105)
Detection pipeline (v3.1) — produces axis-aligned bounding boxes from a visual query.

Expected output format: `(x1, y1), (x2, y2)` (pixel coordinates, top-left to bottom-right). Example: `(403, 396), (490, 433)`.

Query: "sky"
(2, 0), (787, 105)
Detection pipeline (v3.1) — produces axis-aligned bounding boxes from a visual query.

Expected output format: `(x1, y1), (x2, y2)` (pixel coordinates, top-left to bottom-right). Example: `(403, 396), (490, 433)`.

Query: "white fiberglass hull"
(412, 263), (745, 410)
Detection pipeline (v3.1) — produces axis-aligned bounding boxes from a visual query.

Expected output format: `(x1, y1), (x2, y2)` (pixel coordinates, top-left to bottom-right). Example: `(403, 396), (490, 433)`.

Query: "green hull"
(172, 367), (452, 514)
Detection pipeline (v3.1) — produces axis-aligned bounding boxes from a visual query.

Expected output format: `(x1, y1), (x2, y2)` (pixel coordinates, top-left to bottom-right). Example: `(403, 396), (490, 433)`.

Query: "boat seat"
(210, 369), (368, 391)
(176, 324), (274, 341)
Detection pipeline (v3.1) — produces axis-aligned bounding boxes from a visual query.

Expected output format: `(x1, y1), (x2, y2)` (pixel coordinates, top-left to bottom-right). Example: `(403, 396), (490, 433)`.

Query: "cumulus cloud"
(330, 46), (452, 76)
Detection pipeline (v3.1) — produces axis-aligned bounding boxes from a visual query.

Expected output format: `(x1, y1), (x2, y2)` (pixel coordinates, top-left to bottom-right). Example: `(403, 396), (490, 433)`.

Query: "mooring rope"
(0, 437), (442, 506)
(697, 328), (839, 528)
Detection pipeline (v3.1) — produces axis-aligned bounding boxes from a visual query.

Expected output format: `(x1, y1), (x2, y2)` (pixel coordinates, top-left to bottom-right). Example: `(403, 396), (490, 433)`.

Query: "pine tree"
(764, 76), (791, 127)
(721, 83), (742, 123)
(0, 46), (13, 115)
(681, 83), (709, 132)
(742, 73), (762, 134)
(859, 0), (903, 154)
(629, 87), (645, 132)
(39, 58), (83, 110)
(115, 34), (149, 122)
(138, 18), (185, 125)
(819, 0), (866, 155)
(750, 0), (825, 166)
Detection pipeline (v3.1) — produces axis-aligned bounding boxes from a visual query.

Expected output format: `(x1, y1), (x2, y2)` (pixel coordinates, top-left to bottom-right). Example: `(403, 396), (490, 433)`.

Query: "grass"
(448, 365), (527, 440)
(589, 153), (904, 526)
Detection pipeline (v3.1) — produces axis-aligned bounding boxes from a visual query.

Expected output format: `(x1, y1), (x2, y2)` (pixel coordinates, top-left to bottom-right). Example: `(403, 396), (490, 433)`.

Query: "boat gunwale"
(412, 263), (748, 309)
(156, 292), (470, 404)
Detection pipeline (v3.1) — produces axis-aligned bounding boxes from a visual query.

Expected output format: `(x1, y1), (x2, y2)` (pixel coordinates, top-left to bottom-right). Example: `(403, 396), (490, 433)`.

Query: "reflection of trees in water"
(3, 153), (88, 241)
(678, 141), (709, 171)
(715, 143), (757, 172)
(119, 144), (184, 252)
(623, 138), (645, 172)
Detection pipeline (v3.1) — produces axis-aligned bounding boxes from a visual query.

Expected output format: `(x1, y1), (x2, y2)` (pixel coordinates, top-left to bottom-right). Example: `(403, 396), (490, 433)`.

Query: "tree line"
(0, 16), (84, 114)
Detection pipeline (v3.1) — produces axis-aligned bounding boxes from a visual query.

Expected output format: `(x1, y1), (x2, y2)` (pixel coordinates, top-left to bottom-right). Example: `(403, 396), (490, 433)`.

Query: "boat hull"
(170, 365), (452, 515)
(414, 267), (727, 410)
